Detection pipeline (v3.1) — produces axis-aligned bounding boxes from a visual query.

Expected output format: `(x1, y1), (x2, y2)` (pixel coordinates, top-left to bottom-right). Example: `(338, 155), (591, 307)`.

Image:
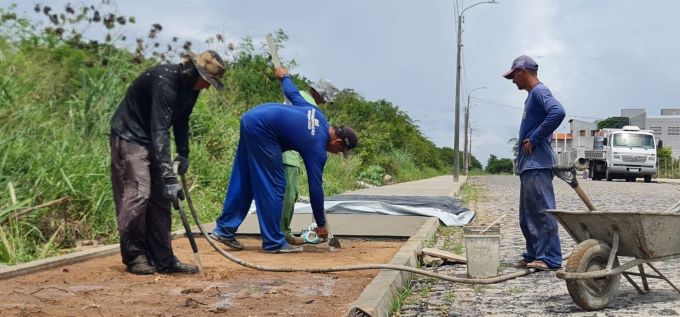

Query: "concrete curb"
(0, 244), (120, 280)
(345, 175), (468, 317)
(346, 217), (440, 317)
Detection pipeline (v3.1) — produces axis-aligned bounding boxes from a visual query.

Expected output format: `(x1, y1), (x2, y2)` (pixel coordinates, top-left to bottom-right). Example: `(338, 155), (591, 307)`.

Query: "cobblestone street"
(398, 175), (680, 316)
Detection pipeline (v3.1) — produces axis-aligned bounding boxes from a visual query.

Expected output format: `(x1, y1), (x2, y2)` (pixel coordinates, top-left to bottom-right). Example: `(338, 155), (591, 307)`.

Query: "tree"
(485, 154), (514, 174)
(597, 116), (630, 129)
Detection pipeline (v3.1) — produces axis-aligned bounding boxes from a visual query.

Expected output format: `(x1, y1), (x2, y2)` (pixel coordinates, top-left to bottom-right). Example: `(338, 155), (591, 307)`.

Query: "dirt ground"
(0, 237), (404, 317)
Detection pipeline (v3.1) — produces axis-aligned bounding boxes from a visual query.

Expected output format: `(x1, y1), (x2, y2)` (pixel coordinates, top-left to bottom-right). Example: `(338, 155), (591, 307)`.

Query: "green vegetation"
(485, 154), (514, 174)
(391, 279), (415, 314)
(437, 226), (464, 255)
(657, 146), (680, 178)
(456, 182), (486, 206)
(0, 3), (481, 264)
(597, 116), (630, 129)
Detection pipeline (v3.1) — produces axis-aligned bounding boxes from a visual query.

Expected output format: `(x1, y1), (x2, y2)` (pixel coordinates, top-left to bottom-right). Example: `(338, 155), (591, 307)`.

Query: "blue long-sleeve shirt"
(517, 82), (566, 174)
(243, 76), (329, 226)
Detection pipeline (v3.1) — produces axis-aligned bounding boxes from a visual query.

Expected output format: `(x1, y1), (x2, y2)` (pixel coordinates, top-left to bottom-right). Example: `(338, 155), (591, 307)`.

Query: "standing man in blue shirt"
(503, 55), (566, 270)
(210, 67), (358, 253)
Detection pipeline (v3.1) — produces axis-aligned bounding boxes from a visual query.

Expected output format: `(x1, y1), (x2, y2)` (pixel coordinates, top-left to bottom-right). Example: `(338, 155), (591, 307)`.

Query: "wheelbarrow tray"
(549, 210), (680, 259)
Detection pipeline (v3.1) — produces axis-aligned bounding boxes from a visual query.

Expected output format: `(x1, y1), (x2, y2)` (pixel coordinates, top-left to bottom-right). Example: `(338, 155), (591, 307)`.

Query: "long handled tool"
(266, 33), (282, 68)
(172, 163), (202, 272)
(554, 158), (596, 211)
(266, 33), (340, 251)
(173, 197), (203, 272)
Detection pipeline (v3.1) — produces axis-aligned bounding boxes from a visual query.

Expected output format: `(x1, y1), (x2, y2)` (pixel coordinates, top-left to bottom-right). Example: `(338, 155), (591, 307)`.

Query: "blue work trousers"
(519, 169), (562, 268)
(213, 119), (286, 251)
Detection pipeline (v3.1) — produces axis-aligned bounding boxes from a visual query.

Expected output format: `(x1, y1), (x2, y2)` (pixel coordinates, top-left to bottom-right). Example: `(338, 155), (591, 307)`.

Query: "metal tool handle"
(176, 199), (199, 253)
(266, 33), (282, 68)
(172, 161), (202, 271)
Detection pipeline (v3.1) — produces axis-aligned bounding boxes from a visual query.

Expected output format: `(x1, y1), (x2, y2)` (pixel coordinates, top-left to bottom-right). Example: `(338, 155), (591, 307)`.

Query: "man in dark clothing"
(110, 50), (226, 274)
(502, 55), (566, 271)
(210, 67), (358, 253)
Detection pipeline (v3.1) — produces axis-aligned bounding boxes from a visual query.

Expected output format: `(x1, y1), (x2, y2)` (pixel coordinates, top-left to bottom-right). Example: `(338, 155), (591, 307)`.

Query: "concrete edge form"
(346, 216), (440, 317)
(0, 244), (120, 280)
(0, 228), (190, 281)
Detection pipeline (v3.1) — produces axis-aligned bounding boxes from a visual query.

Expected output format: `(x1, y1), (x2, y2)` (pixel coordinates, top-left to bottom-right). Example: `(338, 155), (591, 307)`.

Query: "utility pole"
(453, 0), (497, 182)
(469, 128), (474, 172)
(464, 86), (486, 175)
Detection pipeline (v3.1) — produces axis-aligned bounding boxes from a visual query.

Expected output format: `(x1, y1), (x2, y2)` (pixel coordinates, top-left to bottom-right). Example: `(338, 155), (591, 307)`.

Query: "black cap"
(335, 125), (358, 158)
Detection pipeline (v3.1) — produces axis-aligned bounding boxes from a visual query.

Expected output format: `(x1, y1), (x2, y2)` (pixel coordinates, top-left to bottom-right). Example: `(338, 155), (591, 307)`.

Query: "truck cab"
(601, 126), (657, 182)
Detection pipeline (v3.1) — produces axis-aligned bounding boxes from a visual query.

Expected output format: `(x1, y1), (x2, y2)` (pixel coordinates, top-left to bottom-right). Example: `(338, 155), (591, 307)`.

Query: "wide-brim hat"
(190, 50), (226, 90)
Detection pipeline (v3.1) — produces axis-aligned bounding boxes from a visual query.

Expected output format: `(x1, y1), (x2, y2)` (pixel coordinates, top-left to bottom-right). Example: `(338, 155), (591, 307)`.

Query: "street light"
(464, 86), (486, 175)
(453, 0), (497, 182)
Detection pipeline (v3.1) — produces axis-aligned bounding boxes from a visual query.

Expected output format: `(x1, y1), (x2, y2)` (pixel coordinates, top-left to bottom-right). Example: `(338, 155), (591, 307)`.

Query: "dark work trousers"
(110, 134), (175, 270)
(519, 169), (562, 268)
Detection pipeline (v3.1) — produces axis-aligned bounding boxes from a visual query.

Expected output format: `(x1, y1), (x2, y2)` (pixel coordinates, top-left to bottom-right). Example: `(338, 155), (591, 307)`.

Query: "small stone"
(422, 255), (444, 267)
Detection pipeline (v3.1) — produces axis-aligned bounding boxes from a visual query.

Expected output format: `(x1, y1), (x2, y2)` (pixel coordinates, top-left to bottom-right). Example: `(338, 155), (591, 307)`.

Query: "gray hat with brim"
(310, 79), (338, 104)
(190, 50), (226, 90)
(502, 55), (538, 79)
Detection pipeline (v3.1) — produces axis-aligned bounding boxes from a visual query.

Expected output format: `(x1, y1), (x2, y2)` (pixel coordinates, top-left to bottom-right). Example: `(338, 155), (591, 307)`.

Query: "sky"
(7, 0), (680, 166)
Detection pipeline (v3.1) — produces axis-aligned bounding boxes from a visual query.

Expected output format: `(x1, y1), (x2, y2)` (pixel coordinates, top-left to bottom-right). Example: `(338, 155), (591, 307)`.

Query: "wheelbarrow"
(550, 162), (680, 311)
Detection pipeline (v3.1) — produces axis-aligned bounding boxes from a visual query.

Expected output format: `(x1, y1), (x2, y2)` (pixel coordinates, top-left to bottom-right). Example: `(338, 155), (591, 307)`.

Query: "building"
(621, 109), (680, 157)
(552, 119), (599, 158)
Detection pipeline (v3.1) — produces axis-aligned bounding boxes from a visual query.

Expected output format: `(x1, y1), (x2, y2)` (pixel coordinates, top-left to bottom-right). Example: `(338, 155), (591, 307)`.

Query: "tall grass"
(0, 8), (451, 265)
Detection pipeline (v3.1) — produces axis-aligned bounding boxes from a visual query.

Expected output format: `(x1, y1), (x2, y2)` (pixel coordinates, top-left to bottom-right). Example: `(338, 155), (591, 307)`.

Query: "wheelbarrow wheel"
(565, 239), (620, 311)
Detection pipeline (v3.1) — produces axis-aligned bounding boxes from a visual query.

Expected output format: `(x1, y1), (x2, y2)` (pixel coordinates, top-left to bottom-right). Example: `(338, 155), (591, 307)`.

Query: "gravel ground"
(398, 175), (680, 317)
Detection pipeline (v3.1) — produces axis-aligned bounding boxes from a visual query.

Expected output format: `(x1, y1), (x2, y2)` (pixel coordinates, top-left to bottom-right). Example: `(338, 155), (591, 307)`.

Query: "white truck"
(585, 126), (659, 182)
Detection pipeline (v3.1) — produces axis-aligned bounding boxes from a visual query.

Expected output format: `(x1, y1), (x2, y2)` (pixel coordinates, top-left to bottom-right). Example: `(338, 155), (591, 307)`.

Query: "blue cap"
(502, 55), (538, 79)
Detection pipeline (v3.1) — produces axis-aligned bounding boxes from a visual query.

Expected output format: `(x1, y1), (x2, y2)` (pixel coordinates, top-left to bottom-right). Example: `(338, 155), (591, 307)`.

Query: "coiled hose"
(181, 176), (536, 284)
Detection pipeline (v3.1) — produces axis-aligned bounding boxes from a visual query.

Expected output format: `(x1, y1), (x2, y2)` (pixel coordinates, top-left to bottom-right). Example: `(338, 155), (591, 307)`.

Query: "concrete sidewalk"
(657, 178), (680, 184)
(235, 175), (467, 237)
(345, 175), (466, 197)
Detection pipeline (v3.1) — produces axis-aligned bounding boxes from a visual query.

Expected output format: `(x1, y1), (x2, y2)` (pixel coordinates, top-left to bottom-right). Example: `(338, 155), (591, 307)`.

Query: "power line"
(469, 97), (523, 110)
(469, 97), (602, 121)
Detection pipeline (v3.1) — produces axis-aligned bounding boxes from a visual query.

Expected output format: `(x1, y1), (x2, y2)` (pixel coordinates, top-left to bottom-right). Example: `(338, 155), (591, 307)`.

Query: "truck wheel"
(565, 239), (620, 311)
(644, 175), (652, 183)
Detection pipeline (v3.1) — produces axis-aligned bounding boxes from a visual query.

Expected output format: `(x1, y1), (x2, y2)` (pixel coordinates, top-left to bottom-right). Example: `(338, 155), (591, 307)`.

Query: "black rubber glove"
(162, 180), (185, 202)
(174, 155), (189, 175)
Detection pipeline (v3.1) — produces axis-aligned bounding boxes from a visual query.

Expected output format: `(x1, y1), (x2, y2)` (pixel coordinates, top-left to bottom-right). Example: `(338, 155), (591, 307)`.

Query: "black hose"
(180, 175), (536, 284)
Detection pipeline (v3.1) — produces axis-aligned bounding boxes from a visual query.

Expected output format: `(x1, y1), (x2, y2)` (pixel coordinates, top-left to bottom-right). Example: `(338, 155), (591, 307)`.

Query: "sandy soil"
(0, 237), (403, 317)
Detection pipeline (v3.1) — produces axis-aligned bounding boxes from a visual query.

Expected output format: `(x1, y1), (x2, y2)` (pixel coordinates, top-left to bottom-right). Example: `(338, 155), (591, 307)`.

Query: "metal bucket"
(464, 225), (501, 278)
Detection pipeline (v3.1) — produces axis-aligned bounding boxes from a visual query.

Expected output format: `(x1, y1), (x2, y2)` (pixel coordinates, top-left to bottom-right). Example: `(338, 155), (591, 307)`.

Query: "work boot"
(161, 260), (199, 274)
(209, 232), (244, 250)
(127, 256), (157, 275)
(266, 243), (303, 254)
(285, 235), (305, 245)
